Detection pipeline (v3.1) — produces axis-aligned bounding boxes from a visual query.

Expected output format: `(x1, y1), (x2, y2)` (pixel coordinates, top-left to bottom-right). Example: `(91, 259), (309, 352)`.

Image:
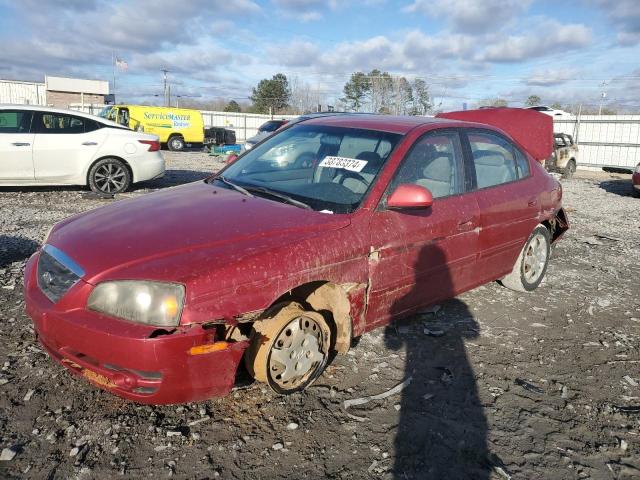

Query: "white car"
(527, 105), (573, 118)
(0, 105), (165, 194)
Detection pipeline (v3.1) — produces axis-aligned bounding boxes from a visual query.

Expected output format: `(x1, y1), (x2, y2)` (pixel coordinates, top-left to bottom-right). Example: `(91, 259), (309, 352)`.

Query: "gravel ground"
(1, 152), (639, 479)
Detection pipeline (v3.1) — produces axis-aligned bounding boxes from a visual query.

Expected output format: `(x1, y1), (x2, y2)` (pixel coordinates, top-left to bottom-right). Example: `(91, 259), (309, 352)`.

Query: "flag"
(115, 58), (128, 71)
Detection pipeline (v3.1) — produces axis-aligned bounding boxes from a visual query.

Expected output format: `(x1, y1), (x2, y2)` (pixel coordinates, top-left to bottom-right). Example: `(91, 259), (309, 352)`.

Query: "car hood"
(47, 181), (351, 282)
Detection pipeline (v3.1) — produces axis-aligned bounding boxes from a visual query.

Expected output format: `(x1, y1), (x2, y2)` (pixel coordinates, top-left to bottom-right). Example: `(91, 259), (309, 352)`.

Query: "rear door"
(32, 112), (105, 182)
(0, 109), (35, 180)
(461, 128), (539, 281)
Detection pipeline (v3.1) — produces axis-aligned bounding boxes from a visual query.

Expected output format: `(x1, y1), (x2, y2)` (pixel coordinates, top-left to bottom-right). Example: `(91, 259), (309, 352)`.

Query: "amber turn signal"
(189, 342), (229, 355)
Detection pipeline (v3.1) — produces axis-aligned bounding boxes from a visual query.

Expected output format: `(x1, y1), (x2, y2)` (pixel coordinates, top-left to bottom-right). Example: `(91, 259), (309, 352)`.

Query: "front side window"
(35, 113), (86, 134)
(215, 124), (401, 213)
(389, 131), (463, 199)
(468, 131), (519, 189)
(0, 110), (33, 134)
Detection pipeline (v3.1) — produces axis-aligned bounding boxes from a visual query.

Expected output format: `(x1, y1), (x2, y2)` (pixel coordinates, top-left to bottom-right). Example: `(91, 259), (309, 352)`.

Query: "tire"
(244, 302), (331, 394)
(167, 135), (185, 151)
(500, 225), (551, 292)
(88, 158), (131, 194)
(563, 159), (576, 179)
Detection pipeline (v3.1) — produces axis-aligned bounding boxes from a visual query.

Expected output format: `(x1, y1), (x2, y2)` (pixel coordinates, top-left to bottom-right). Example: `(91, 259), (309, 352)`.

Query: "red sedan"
(633, 163), (640, 197)
(24, 108), (568, 404)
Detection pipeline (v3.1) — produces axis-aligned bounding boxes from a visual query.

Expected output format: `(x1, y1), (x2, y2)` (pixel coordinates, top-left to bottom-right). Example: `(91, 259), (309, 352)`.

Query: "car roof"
(298, 113), (452, 134)
(0, 104), (121, 127)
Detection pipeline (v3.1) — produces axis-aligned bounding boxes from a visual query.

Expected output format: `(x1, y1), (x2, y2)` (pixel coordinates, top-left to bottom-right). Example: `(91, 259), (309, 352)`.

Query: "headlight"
(635, 164), (640, 174)
(88, 281), (185, 327)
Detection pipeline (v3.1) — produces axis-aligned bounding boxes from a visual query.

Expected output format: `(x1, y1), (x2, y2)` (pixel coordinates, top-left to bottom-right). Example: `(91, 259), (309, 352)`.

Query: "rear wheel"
(88, 158), (131, 194)
(244, 302), (331, 394)
(500, 225), (551, 292)
(168, 135), (185, 151)
(563, 159), (576, 179)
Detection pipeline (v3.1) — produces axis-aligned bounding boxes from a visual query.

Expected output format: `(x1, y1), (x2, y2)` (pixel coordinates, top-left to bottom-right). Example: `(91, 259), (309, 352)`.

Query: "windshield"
(214, 124), (401, 213)
(98, 106), (113, 119)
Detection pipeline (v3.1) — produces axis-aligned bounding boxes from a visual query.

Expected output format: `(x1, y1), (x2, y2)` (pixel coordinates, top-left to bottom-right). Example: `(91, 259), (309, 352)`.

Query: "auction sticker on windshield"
(319, 156), (368, 172)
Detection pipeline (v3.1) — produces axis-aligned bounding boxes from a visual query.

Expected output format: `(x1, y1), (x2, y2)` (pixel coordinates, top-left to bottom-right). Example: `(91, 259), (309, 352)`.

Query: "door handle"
(457, 219), (475, 232)
(528, 198), (538, 207)
(81, 141), (98, 146)
(11, 142), (30, 146)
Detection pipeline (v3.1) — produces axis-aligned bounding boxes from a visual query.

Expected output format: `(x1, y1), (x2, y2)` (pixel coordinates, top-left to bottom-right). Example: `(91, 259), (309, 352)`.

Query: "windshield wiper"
(215, 176), (253, 197)
(244, 186), (312, 210)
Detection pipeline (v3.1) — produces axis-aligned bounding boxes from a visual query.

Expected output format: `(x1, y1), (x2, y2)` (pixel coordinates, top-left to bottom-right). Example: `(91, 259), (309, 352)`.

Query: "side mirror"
(387, 184), (433, 209)
(225, 153), (239, 164)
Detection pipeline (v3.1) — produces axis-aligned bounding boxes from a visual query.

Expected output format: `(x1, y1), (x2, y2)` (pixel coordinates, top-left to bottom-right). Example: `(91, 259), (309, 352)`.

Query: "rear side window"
(390, 131), (463, 199)
(468, 131), (519, 189)
(0, 110), (33, 133)
(35, 113), (87, 134)
(84, 120), (103, 133)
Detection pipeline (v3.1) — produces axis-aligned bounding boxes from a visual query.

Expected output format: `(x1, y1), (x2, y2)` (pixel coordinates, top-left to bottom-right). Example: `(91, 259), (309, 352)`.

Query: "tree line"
(180, 76), (620, 116)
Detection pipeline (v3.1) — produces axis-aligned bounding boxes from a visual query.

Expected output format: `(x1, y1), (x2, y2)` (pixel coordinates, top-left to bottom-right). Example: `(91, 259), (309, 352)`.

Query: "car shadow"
(132, 169), (213, 191)
(0, 169), (213, 195)
(599, 178), (637, 198)
(0, 235), (40, 268)
(383, 244), (491, 479)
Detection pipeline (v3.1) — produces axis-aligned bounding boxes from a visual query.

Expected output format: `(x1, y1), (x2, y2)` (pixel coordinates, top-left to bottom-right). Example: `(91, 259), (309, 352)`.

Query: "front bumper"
(24, 253), (247, 404)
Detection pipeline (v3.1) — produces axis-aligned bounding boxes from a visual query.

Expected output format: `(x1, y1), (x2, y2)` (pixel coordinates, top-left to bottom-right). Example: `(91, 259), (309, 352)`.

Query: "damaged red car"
(24, 108), (568, 404)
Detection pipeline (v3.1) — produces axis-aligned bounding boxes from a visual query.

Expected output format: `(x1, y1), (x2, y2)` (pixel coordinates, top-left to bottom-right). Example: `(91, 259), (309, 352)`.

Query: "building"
(0, 75), (109, 107)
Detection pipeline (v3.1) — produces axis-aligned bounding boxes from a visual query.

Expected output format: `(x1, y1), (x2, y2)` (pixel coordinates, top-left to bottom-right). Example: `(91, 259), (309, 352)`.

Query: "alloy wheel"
(94, 163), (127, 193)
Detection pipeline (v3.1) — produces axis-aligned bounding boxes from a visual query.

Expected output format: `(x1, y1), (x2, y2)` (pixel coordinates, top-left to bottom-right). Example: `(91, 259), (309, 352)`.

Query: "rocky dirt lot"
(0, 152), (639, 479)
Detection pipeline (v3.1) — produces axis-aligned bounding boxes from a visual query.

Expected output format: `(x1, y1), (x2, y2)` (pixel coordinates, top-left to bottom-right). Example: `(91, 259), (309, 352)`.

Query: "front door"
(0, 110), (35, 180)
(366, 129), (480, 327)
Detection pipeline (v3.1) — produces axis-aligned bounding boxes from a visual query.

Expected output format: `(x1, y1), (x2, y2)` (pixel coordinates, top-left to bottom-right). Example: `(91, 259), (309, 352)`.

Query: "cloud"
(0, 0), (260, 84)
(404, 0), (532, 33)
(479, 21), (591, 62)
(271, 0), (337, 21)
(589, 0), (640, 45)
(267, 41), (322, 67)
(268, 30), (478, 73)
(525, 68), (580, 86)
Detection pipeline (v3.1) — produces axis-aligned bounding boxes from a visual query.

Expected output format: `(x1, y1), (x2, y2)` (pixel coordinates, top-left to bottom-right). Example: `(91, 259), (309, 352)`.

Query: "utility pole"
(161, 69), (170, 106)
(598, 81), (607, 115)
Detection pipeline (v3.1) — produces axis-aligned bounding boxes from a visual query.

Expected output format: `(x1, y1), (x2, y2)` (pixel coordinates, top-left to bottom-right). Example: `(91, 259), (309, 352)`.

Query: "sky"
(0, 0), (639, 111)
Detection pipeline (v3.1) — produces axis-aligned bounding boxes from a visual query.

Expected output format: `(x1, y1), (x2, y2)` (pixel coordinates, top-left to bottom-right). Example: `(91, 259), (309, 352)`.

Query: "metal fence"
(554, 115), (640, 171)
(199, 110), (296, 142)
(66, 105), (640, 169)
(67, 104), (296, 142)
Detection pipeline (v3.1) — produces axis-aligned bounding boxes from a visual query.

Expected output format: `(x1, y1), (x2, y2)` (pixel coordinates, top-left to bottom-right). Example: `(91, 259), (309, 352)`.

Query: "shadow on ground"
(0, 169), (212, 195)
(599, 179), (637, 198)
(134, 169), (213, 190)
(0, 235), (40, 268)
(384, 244), (492, 479)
